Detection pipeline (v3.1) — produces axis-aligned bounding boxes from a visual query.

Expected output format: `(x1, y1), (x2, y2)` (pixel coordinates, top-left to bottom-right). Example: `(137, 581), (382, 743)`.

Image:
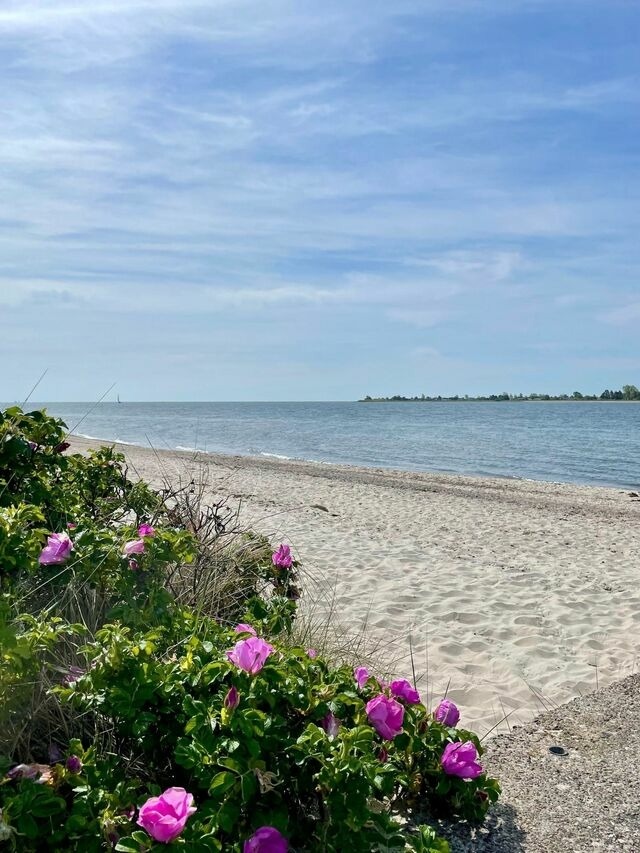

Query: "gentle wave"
(38, 402), (640, 489)
(75, 431), (138, 447)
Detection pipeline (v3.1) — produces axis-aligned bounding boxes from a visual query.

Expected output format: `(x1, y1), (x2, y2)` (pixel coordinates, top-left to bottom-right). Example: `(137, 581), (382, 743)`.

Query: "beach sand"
(440, 672), (640, 852)
(69, 436), (640, 736)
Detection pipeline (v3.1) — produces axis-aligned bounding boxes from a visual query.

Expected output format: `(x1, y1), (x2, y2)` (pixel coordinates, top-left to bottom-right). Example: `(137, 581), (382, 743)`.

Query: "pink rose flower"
(227, 637), (274, 675)
(62, 666), (85, 686)
(366, 695), (405, 740)
(434, 699), (460, 727)
(272, 544), (293, 569)
(224, 686), (240, 710)
(234, 623), (257, 635)
(137, 787), (196, 844)
(7, 764), (40, 781)
(138, 523), (156, 537)
(354, 666), (371, 690)
(123, 539), (145, 557)
(389, 678), (421, 705)
(320, 711), (340, 738)
(306, 648), (318, 659)
(39, 532), (73, 565)
(244, 826), (288, 853)
(441, 741), (483, 779)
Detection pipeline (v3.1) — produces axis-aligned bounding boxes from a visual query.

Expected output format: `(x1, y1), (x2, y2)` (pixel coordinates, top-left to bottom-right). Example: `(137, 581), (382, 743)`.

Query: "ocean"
(22, 401), (640, 489)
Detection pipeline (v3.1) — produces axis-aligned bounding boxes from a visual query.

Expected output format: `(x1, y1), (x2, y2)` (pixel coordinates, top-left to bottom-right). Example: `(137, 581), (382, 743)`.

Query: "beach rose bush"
(50, 611), (498, 851)
(0, 407), (500, 850)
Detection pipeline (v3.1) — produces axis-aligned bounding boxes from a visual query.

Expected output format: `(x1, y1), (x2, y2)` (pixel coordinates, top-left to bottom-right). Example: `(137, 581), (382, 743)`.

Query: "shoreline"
(70, 432), (634, 492)
(68, 435), (640, 737)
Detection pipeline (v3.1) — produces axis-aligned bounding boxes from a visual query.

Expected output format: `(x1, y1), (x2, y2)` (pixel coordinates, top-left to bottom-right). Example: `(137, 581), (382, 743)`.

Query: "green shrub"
(0, 407), (500, 850)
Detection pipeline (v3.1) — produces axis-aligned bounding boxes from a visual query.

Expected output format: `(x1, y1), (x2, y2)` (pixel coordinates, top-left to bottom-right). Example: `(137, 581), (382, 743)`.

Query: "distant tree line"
(360, 384), (640, 402)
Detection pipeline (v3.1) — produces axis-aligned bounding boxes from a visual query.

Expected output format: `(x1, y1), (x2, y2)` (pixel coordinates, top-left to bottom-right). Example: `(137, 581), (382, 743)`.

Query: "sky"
(1, 0), (639, 401)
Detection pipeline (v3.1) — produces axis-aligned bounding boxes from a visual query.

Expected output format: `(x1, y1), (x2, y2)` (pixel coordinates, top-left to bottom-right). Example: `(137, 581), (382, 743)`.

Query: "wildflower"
(123, 539), (145, 557)
(62, 666), (85, 685)
(7, 764), (40, 781)
(389, 678), (421, 705)
(306, 648), (318, 659)
(354, 666), (371, 690)
(67, 522), (77, 530)
(272, 544), (293, 569)
(227, 636), (274, 675)
(137, 787), (196, 844)
(234, 623), (257, 635)
(441, 742), (483, 779)
(138, 523), (155, 537)
(39, 532), (73, 565)
(6, 763), (53, 784)
(244, 826), (288, 853)
(320, 711), (340, 738)
(434, 699), (460, 727)
(366, 695), (405, 740)
(224, 686), (240, 710)
(128, 559), (139, 571)
(66, 756), (82, 774)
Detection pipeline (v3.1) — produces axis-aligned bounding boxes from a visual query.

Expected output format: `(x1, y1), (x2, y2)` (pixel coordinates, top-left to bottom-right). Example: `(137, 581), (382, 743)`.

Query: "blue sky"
(1, 0), (639, 401)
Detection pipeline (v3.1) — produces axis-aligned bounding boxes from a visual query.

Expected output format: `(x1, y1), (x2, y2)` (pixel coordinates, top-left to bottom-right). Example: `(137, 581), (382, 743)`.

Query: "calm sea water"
(21, 401), (640, 489)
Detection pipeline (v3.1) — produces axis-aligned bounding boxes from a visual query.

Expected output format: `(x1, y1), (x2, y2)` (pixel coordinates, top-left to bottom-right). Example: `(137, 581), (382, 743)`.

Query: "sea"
(21, 401), (640, 490)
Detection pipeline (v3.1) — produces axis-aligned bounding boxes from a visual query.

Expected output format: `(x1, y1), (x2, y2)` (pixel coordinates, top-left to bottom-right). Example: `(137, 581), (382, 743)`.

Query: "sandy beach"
(69, 436), (640, 736)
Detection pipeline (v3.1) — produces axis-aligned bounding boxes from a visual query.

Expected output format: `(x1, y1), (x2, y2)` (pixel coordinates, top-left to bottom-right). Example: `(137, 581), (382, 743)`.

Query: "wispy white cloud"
(0, 0), (638, 399)
(601, 302), (640, 326)
(389, 309), (447, 328)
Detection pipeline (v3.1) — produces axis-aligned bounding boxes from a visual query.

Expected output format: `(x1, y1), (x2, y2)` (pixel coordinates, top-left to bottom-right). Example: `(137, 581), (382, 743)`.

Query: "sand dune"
(69, 436), (640, 736)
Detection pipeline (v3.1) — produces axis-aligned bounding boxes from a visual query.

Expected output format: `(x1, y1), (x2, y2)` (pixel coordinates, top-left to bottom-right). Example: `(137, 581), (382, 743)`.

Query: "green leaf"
(217, 799), (240, 834)
(115, 839), (142, 853)
(240, 770), (257, 802)
(131, 831), (152, 843)
(209, 771), (238, 797)
(31, 795), (66, 818)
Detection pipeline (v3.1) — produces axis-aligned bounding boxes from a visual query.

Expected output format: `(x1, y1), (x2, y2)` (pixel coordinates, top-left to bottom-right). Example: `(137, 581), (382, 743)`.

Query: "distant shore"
(69, 434), (640, 737)
(359, 398), (640, 402)
(359, 384), (640, 402)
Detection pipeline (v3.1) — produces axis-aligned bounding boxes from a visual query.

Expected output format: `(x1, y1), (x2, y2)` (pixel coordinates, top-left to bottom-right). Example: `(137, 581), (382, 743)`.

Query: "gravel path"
(440, 673), (640, 852)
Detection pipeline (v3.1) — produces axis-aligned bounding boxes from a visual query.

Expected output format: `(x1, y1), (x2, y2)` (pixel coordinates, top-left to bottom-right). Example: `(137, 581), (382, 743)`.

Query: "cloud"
(0, 281), (101, 307)
(388, 309), (447, 328)
(554, 293), (590, 307)
(0, 0), (638, 400)
(412, 346), (442, 358)
(601, 302), (640, 326)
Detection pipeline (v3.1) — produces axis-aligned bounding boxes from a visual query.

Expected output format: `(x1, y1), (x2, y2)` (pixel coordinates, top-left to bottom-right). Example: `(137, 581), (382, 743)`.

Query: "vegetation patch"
(0, 407), (499, 851)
